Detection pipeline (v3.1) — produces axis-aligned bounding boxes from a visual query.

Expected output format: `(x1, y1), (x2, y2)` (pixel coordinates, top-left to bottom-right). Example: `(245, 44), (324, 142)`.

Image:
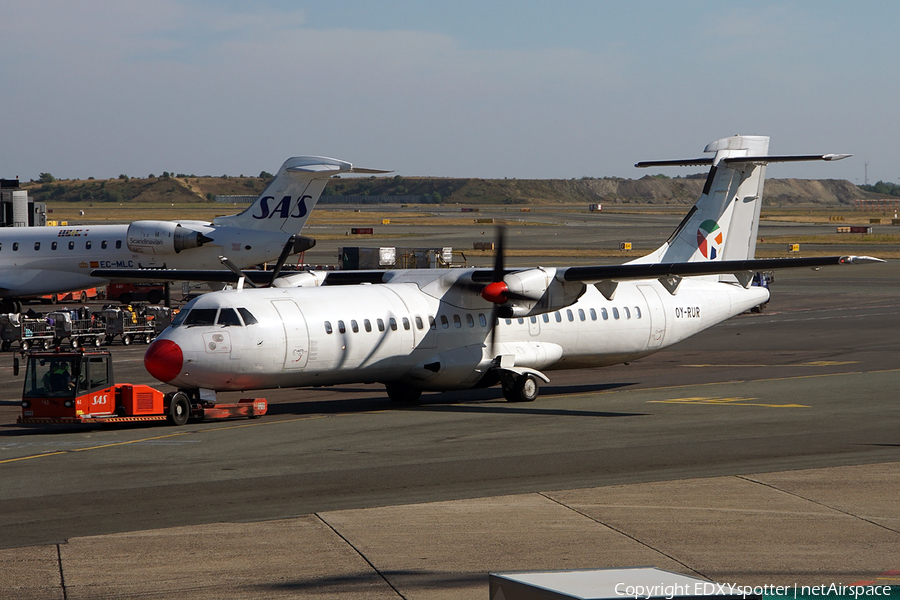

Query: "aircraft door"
(271, 299), (310, 369)
(637, 286), (667, 348)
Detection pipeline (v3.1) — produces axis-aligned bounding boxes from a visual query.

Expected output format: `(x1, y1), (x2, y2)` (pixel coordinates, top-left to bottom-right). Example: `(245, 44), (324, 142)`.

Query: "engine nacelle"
(126, 221), (211, 255)
(493, 267), (586, 318)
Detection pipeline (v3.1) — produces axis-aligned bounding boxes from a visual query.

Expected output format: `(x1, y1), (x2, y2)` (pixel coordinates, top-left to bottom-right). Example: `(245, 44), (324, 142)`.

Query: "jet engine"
(126, 221), (213, 255)
(481, 267), (586, 318)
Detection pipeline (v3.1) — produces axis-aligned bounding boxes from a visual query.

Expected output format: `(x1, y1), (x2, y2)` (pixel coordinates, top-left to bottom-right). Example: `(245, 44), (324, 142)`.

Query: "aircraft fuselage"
(0, 224), (292, 297)
(149, 276), (769, 393)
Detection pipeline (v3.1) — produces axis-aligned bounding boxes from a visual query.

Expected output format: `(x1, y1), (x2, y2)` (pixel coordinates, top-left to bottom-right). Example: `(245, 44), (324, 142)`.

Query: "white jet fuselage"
(152, 276), (769, 392)
(0, 156), (383, 302)
(0, 223), (290, 297)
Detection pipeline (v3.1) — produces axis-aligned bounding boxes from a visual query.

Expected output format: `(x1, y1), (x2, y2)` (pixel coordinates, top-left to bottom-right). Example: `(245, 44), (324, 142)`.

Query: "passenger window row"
(506, 305), (643, 326)
(1, 240), (124, 252)
(322, 304), (644, 336)
(438, 313), (488, 329)
(324, 313), (490, 335)
(326, 317), (399, 335)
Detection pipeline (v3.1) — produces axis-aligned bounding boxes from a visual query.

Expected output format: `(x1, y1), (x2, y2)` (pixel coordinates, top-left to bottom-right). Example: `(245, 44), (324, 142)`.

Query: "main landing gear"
(383, 369), (546, 404)
(385, 383), (423, 404)
(501, 372), (540, 402)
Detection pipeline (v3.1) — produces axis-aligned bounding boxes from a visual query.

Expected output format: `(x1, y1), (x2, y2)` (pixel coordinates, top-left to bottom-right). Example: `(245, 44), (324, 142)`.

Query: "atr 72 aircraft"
(143, 135), (881, 405)
(0, 156), (385, 313)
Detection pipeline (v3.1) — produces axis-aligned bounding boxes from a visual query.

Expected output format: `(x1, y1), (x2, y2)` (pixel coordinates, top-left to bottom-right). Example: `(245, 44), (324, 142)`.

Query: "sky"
(1, 1), (898, 184)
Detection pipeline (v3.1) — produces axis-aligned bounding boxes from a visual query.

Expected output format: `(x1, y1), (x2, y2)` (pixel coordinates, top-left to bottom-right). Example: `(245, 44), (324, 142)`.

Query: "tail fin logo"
(251, 195), (310, 220)
(697, 219), (723, 259)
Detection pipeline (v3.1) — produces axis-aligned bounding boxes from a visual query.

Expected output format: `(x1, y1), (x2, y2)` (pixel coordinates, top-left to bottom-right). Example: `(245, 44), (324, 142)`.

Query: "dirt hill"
(22, 174), (875, 206)
(328, 174), (875, 205)
(23, 175), (269, 205)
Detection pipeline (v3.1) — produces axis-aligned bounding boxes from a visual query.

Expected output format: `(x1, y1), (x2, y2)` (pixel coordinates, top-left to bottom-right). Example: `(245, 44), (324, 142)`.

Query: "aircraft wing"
(557, 255), (883, 283)
(90, 267), (390, 286)
(464, 255), (883, 284)
(93, 255), (882, 290)
(91, 268), (275, 285)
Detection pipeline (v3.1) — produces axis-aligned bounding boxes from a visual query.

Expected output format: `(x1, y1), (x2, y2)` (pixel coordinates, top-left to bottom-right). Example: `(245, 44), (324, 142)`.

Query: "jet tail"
(213, 156), (389, 234)
(629, 135), (850, 264)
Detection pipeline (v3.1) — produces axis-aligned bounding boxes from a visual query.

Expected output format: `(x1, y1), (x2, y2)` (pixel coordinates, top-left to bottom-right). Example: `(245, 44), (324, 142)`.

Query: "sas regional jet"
(0, 157), (386, 313)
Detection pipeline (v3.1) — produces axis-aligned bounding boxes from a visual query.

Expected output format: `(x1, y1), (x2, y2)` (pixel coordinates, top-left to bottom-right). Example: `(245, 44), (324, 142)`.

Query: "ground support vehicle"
(48, 312), (105, 348)
(748, 271), (774, 313)
(16, 349), (267, 426)
(0, 315), (55, 351)
(39, 287), (102, 305)
(106, 282), (166, 305)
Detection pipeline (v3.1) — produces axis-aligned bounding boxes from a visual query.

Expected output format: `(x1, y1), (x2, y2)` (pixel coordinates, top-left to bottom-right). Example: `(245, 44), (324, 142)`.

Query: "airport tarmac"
(0, 233), (898, 599)
(298, 206), (900, 267)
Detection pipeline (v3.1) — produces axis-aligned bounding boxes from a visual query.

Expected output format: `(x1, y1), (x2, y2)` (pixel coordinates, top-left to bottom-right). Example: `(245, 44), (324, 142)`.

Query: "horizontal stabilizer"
(634, 158), (714, 168)
(636, 153), (851, 168)
(286, 163), (391, 175)
(721, 153), (852, 165)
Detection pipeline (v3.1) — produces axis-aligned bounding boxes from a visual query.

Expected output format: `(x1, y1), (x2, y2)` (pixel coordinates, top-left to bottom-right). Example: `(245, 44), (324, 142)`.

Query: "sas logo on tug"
(696, 219), (723, 260)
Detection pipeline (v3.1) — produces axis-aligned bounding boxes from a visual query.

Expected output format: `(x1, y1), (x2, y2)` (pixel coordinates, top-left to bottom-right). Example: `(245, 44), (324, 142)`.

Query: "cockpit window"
(217, 308), (241, 326)
(171, 309), (189, 327)
(184, 308), (218, 326)
(170, 297), (200, 328)
(237, 307), (258, 325)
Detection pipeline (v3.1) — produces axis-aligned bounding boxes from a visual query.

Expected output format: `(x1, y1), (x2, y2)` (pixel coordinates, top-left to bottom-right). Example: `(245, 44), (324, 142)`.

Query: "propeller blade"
(493, 227), (505, 282)
(269, 235), (297, 286)
(486, 226), (506, 355)
(218, 255), (259, 288)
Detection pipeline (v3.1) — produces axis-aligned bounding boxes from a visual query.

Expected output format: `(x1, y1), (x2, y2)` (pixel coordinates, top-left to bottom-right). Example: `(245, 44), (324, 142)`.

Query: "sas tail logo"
(251, 195), (311, 220)
(697, 219), (723, 259)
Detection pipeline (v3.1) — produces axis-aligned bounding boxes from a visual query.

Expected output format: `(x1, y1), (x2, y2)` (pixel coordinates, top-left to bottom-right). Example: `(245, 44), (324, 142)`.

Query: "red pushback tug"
(17, 349), (266, 426)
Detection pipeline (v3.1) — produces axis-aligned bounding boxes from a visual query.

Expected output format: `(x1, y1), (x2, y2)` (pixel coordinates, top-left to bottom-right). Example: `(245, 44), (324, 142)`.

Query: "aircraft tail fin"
(213, 156), (389, 233)
(628, 135), (850, 264)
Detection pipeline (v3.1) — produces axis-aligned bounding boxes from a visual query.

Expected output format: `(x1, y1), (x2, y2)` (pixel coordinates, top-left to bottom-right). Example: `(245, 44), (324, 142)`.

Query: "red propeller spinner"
(481, 280), (509, 304)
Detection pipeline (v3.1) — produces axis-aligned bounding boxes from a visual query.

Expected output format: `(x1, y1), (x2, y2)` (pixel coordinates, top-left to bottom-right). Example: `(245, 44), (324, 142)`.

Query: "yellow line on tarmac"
(648, 397), (809, 408)
(0, 414), (328, 465)
(683, 360), (860, 368)
(0, 451), (68, 464)
(549, 368), (900, 400)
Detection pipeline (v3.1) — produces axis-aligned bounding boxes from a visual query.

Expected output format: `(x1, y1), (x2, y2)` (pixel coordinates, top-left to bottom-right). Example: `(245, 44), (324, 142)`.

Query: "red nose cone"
(481, 281), (509, 304)
(144, 339), (183, 383)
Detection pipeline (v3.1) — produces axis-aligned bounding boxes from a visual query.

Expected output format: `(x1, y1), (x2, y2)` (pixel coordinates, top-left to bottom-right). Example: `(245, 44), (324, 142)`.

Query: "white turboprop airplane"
(0, 157), (385, 313)
(142, 135), (881, 408)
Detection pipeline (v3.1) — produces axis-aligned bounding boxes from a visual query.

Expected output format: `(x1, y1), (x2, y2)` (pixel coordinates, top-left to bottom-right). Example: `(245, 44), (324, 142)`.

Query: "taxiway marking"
(648, 397), (808, 408)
